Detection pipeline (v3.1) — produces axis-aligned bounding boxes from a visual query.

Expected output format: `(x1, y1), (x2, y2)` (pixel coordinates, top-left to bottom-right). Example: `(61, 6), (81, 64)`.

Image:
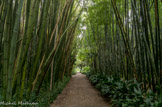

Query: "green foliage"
(0, 0), (80, 102)
(154, 92), (162, 107)
(72, 69), (77, 75)
(88, 0), (110, 25)
(33, 76), (70, 107)
(1, 76), (70, 107)
(87, 72), (161, 107)
(0, 89), (2, 101)
(72, 66), (80, 75)
(80, 66), (90, 74)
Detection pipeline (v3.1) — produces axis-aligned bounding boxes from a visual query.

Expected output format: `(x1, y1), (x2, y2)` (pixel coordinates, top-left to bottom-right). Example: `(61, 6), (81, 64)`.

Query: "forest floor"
(50, 72), (110, 107)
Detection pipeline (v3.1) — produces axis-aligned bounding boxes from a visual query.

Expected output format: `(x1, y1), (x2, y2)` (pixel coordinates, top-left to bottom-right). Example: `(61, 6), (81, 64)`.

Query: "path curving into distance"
(51, 72), (110, 107)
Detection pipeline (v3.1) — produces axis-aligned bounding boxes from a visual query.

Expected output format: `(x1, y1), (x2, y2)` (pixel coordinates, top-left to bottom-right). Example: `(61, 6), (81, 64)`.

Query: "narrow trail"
(50, 73), (110, 107)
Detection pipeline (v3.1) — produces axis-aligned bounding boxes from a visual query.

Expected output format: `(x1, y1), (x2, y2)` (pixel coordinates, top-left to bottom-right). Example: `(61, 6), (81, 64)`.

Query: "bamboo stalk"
(7, 0), (24, 101)
(2, 0), (12, 100)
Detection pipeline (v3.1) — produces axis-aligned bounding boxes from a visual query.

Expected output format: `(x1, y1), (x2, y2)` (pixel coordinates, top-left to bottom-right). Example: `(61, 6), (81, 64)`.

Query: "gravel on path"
(50, 72), (110, 107)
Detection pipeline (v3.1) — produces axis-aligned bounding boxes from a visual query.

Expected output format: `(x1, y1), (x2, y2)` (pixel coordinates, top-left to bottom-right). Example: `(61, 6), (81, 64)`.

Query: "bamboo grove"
(79, 0), (162, 92)
(0, 0), (81, 102)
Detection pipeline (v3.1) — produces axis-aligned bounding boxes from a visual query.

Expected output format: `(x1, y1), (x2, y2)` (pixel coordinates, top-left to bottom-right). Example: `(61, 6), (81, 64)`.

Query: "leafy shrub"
(87, 72), (161, 107)
(80, 66), (90, 74)
(154, 91), (162, 107)
(86, 71), (91, 78)
(28, 76), (70, 107)
(72, 70), (77, 75)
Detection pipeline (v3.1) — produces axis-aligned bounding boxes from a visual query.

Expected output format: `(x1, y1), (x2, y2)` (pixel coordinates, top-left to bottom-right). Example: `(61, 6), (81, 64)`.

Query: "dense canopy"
(0, 0), (162, 106)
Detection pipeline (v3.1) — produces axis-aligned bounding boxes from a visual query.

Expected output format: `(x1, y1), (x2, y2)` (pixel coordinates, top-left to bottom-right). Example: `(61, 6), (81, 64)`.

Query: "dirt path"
(50, 72), (110, 107)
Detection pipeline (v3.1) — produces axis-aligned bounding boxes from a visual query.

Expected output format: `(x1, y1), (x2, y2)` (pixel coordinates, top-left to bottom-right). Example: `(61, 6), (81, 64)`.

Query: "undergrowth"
(86, 72), (162, 107)
(72, 70), (77, 75)
(0, 76), (70, 107)
(35, 76), (70, 107)
(80, 66), (90, 74)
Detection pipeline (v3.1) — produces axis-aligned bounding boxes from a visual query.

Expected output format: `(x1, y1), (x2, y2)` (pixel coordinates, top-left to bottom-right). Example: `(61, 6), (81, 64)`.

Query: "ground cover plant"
(86, 72), (162, 107)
